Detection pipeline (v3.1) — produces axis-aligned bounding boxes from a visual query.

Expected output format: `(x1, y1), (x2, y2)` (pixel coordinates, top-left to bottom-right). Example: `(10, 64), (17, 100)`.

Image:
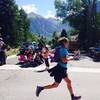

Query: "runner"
(36, 37), (81, 100)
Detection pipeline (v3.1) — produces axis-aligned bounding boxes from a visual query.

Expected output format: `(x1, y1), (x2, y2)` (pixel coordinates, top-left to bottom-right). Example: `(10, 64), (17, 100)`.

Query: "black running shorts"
(48, 64), (67, 83)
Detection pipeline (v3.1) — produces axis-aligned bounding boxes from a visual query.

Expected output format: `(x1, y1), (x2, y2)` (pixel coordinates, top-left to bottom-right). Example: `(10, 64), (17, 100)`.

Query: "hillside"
(28, 12), (70, 37)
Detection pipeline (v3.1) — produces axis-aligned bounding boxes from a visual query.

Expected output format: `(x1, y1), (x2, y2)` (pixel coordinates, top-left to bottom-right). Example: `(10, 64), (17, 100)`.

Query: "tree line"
(1, 0), (100, 50)
(54, 0), (100, 50)
(0, 0), (37, 47)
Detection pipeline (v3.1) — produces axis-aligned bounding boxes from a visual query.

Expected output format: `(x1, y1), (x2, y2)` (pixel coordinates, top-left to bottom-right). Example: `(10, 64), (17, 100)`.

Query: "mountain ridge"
(28, 12), (70, 36)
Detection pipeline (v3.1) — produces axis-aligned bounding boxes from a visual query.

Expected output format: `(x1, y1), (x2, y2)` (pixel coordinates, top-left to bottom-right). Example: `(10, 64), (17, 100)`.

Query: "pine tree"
(60, 29), (68, 37)
(54, 0), (98, 49)
(0, 0), (30, 47)
(51, 31), (59, 48)
(0, 0), (18, 46)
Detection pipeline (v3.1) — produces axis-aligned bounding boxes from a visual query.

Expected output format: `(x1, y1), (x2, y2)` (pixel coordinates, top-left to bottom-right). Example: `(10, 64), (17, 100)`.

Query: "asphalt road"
(6, 55), (19, 65)
(0, 55), (100, 100)
(0, 69), (100, 100)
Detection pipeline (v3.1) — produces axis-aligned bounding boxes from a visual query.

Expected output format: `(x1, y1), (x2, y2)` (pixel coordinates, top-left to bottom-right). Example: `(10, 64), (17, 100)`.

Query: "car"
(20, 42), (32, 49)
(93, 47), (100, 61)
(17, 42), (33, 56)
(88, 42), (100, 62)
(88, 47), (95, 58)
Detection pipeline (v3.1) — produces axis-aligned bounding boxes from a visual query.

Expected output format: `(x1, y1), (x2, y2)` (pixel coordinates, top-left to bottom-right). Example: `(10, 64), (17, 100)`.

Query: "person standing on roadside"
(0, 37), (8, 65)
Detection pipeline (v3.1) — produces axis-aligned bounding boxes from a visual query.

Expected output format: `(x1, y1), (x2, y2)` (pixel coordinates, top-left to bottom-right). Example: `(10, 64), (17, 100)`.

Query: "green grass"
(6, 48), (19, 56)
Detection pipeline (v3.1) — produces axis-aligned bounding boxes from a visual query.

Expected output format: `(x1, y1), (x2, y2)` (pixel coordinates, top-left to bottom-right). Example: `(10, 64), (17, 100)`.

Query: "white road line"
(0, 64), (100, 73)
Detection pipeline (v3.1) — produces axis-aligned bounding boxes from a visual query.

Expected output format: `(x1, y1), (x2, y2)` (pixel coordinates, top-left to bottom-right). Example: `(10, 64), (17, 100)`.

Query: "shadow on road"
(16, 61), (43, 68)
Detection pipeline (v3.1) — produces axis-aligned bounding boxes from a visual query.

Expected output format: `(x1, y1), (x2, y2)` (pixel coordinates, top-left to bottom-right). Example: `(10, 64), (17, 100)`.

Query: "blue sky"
(15, 0), (56, 18)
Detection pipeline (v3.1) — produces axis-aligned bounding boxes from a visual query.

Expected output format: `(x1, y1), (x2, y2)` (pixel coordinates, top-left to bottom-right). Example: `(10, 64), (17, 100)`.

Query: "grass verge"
(6, 48), (19, 56)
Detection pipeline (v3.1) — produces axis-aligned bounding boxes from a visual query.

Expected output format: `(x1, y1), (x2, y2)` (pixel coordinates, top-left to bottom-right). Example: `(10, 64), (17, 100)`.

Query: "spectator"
(0, 38), (8, 65)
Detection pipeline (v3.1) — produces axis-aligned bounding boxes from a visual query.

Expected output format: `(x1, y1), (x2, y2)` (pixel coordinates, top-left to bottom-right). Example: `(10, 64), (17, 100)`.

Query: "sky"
(15, 0), (56, 18)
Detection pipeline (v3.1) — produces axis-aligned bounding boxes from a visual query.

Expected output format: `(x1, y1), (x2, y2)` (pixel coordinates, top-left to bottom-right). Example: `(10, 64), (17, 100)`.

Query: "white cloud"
(45, 10), (56, 18)
(20, 4), (38, 14)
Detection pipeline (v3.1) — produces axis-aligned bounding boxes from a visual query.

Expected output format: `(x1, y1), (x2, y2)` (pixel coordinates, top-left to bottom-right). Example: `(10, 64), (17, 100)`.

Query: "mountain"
(96, 1), (100, 12)
(28, 13), (71, 37)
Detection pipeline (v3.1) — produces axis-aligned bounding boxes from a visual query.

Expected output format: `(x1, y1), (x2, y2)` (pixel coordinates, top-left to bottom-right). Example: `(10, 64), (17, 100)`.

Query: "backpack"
(53, 46), (61, 62)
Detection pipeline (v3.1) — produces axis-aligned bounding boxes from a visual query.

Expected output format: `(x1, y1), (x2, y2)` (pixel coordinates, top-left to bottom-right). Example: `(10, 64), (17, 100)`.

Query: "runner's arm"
(61, 55), (73, 63)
